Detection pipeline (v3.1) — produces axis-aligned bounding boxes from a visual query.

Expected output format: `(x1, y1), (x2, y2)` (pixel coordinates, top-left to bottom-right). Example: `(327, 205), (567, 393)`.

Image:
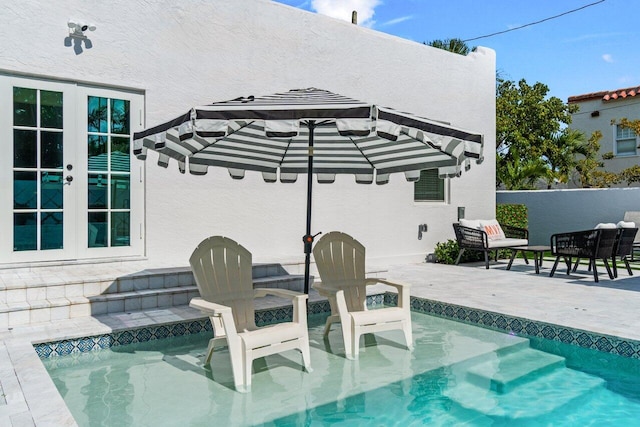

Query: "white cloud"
(311, 0), (382, 27)
(381, 15), (414, 27)
(602, 54), (614, 63)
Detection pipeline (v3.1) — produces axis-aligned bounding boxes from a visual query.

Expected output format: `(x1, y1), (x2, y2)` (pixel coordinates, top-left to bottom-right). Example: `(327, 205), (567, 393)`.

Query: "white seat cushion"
(487, 238), (528, 248)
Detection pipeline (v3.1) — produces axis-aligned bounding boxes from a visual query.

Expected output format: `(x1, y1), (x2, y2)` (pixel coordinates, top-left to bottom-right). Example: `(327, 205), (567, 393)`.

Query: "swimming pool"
(42, 310), (640, 426)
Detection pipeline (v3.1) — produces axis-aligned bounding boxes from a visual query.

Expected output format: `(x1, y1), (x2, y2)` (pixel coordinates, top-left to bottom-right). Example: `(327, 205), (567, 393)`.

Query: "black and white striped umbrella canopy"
(133, 88), (483, 184)
(133, 88), (484, 293)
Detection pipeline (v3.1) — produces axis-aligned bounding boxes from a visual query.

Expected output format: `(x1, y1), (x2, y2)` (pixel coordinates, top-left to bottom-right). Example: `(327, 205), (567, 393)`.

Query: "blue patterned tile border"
(37, 292), (637, 360)
(397, 293), (640, 359)
(35, 300), (333, 359)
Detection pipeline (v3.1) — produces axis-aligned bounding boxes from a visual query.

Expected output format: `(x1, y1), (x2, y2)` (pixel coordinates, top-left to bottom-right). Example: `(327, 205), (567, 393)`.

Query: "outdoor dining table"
(506, 245), (551, 274)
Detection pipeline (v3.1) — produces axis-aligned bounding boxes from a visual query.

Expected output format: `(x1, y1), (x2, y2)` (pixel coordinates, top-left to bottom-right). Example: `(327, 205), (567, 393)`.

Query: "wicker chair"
(623, 212), (640, 260)
(612, 227), (638, 278)
(549, 228), (618, 282)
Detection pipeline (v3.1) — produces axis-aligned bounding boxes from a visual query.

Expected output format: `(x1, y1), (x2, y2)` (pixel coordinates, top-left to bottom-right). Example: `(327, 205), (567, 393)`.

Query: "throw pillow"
(479, 219), (506, 241)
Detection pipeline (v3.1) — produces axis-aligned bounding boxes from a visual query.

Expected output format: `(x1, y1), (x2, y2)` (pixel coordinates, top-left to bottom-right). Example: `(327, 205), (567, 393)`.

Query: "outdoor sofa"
(453, 219), (528, 269)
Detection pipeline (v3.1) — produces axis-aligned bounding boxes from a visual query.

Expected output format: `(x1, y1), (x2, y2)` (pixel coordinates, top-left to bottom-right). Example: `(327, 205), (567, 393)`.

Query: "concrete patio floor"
(1, 257), (640, 426)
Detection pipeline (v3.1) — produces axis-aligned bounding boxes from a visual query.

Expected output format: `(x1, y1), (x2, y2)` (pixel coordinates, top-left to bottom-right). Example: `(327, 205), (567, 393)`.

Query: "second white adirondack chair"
(312, 231), (413, 360)
(189, 236), (311, 392)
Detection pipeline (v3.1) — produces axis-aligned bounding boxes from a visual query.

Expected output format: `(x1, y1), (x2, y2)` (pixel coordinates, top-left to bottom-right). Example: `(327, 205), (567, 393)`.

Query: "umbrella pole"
(303, 120), (317, 295)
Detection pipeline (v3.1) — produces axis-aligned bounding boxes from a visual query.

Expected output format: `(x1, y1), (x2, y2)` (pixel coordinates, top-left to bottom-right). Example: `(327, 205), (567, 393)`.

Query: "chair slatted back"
(615, 227), (638, 257)
(190, 236), (256, 331)
(623, 212), (640, 244)
(313, 232), (367, 312)
(595, 228), (618, 259)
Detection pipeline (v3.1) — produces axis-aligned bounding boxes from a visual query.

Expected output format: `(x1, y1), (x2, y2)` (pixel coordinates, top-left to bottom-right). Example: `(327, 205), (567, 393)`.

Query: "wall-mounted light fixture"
(590, 111), (600, 118)
(457, 206), (465, 221)
(68, 21), (96, 39)
(418, 224), (427, 240)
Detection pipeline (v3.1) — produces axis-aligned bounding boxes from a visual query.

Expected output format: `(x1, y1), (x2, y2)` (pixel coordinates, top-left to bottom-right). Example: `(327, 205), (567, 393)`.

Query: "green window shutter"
(414, 169), (444, 201)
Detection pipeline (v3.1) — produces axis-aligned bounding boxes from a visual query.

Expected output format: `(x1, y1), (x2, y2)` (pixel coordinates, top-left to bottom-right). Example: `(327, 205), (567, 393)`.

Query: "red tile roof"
(568, 85), (640, 103)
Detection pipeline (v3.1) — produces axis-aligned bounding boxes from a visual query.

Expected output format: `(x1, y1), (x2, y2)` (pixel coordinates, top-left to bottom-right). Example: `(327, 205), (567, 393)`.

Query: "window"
(615, 125), (638, 157)
(414, 169), (445, 201)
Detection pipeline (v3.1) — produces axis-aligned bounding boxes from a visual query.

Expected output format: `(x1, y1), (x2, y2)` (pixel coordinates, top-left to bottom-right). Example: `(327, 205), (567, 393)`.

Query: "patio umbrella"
(133, 88), (484, 293)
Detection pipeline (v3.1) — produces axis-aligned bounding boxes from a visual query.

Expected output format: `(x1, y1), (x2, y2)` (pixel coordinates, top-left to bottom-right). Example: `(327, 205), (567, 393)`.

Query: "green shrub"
(496, 204), (528, 228)
(434, 239), (484, 264)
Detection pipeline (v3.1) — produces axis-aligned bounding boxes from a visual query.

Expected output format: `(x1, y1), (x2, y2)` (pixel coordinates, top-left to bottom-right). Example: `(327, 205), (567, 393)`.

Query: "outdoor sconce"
(65, 21), (96, 54)
(457, 206), (465, 221)
(591, 111), (600, 117)
(67, 21), (96, 39)
(418, 224), (428, 240)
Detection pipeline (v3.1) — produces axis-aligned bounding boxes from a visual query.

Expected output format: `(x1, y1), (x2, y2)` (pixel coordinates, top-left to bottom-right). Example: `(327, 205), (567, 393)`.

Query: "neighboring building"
(568, 85), (640, 187)
(0, 0), (496, 271)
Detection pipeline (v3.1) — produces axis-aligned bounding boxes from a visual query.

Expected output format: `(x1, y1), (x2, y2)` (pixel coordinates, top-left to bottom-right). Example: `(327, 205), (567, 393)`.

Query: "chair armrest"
(311, 282), (335, 296)
(254, 288), (309, 301)
(453, 223), (489, 249)
(190, 297), (232, 316)
(364, 278), (410, 290)
(189, 297), (238, 338)
(502, 224), (529, 240)
(254, 288), (308, 326)
(364, 279), (411, 309)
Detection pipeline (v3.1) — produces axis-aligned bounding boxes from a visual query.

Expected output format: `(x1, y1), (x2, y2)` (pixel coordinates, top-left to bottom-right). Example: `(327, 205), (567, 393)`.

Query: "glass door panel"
(87, 95), (131, 248)
(12, 87), (66, 252)
(79, 85), (143, 257)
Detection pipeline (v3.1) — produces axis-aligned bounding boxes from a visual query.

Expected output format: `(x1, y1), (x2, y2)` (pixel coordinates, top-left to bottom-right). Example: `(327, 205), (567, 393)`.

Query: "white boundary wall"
(497, 188), (640, 245)
(0, 0), (496, 268)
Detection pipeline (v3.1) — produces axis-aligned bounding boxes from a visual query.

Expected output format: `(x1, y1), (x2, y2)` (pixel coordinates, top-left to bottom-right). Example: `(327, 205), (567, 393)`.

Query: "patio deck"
(1, 258), (639, 426)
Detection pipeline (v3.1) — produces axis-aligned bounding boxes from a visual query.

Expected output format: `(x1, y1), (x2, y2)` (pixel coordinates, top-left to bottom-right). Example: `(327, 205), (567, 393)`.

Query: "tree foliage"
(426, 38), (639, 189)
(426, 38), (475, 55)
(496, 78), (579, 189)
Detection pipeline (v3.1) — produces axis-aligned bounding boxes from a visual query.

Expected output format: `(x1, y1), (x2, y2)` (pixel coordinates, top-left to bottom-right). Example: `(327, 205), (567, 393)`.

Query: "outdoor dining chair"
(612, 227), (638, 278)
(549, 228), (617, 282)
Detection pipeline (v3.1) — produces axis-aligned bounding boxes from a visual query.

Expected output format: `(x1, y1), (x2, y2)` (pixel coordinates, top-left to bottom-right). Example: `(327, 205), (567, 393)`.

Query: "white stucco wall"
(0, 0), (496, 268)
(497, 188), (640, 245)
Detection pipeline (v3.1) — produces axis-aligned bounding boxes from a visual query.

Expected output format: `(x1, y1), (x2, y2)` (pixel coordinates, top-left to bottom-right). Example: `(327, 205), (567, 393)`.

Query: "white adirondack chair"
(312, 231), (413, 360)
(189, 236), (311, 392)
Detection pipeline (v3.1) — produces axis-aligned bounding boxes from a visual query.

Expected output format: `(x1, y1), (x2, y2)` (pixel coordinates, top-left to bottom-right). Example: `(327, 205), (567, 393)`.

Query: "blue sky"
(273, 0), (640, 102)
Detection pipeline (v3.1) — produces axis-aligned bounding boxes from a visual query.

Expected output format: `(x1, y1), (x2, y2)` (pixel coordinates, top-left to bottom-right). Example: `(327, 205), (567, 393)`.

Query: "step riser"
(0, 264), (307, 328)
(467, 358), (565, 393)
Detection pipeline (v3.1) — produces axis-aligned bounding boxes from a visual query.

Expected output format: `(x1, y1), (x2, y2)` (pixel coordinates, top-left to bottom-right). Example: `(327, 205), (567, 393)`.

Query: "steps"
(0, 263), (308, 328)
(465, 348), (565, 393)
(445, 347), (607, 421)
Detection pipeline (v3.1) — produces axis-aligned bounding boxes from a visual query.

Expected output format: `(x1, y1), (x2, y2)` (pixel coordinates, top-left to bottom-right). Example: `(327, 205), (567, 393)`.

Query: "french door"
(0, 75), (144, 263)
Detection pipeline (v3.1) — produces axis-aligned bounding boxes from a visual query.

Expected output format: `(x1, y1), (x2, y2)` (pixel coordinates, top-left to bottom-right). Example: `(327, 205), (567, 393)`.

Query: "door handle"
(64, 175), (74, 185)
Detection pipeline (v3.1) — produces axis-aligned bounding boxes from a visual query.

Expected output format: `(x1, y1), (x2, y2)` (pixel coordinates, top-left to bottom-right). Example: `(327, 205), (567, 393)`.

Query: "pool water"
(43, 311), (640, 426)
